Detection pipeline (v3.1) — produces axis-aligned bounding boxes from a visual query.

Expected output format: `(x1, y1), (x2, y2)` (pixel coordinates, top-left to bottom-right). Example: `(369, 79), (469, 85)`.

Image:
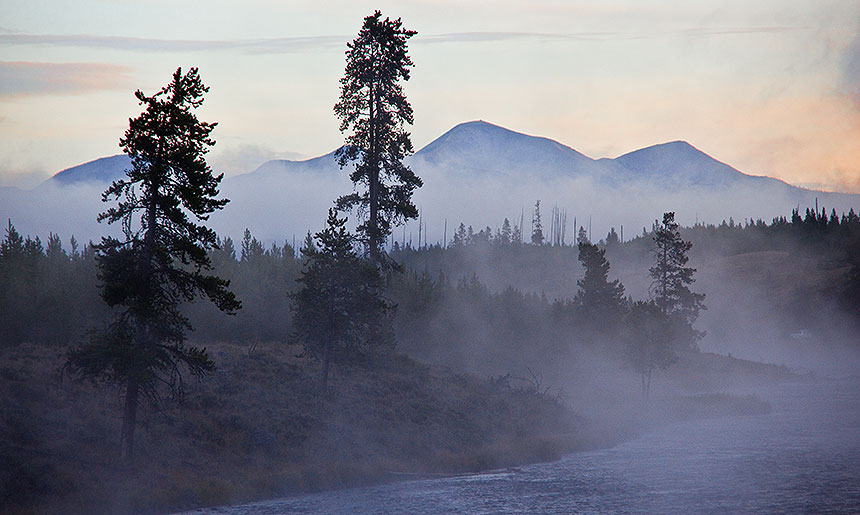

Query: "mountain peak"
(418, 120), (534, 154)
(618, 140), (702, 159)
(425, 120), (566, 148)
(414, 120), (594, 175)
(615, 140), (750, 187)
(49, 155), (130, 186)
(659, 140), (697, 151)
(446, 119), (516, 134)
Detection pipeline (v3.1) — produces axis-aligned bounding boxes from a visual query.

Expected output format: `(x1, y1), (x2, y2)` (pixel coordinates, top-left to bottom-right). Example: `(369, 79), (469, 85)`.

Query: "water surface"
(185, 380), (860, 514)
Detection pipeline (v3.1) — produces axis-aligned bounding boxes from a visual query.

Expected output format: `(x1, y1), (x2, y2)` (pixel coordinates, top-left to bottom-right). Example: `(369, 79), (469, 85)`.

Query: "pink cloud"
(0, 61), (132, 98)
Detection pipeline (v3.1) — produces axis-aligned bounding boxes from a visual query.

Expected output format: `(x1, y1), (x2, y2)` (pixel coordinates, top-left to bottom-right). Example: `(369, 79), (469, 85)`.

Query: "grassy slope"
(0, 341), (584, 514)
(0, 341), (791, 514)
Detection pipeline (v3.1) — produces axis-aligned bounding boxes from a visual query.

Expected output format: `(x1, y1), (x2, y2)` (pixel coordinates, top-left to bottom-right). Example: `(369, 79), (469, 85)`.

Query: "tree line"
(5, 200), (860, 421)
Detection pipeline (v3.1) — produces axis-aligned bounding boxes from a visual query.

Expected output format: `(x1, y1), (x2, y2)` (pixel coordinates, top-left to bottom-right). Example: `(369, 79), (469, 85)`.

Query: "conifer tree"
(334, 11), (422, 265)
(649, 212), (705, 350)
(511, 221), (523, 245)
(291, 210), (393, 389)
(531, 200), (544, 245)
(605, 227), (620, 247)
(451, 223), (467, 247)
(240, 228), (265, 263)
(623, 300), (677, 398)
(0, 220), (26, 344)
(500, 218), (513, 245)
(577, 226), (589, 245)
(67, 67), (239, 461)
(575, 242), (626, 322)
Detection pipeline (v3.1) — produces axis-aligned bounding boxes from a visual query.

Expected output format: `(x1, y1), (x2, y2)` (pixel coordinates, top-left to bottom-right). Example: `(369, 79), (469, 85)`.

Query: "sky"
(1, 0), (859, 192)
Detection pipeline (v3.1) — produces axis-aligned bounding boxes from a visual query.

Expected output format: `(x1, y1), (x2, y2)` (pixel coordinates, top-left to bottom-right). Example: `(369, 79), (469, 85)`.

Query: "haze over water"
(181, 379), (860, 514)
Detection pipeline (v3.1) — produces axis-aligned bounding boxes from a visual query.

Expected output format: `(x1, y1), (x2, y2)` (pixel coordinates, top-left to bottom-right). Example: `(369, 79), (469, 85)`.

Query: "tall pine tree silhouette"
(291, 210), (392, 389)
(575, 242), (626, 323)
(334, 11), (422, 266)
(649, 212), (705, 350)
(68, 67), (239, 461)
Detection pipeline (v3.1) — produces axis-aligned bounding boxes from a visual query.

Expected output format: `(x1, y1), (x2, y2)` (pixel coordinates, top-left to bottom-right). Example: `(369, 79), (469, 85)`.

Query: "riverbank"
(1, 341), (587, 514)
(0, 342), (788, 514)
(206, 379), (860, 514)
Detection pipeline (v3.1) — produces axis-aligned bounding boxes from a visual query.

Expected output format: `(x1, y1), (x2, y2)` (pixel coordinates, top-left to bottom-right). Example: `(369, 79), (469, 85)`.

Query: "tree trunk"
(660, 245), (668, 314)
(121, 374), (139, 463)
(368, 81), (380, 266)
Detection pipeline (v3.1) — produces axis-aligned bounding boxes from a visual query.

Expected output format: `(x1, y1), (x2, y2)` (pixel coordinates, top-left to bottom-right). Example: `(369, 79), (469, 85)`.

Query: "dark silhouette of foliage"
(334, 10), (422, 265)
(0, 220), (102, 345)
(499, 218), (513, 245)
(575, 242), (626, 325)
(67, 67), (239, 461)
(605, 227), (620, 247)
(451, 223), (468, 247)
(291, 210), (393, 389)
(623, 300), (677, 398)
(5, 203), (860, 410)
(576, 226), (589, 245)
(650, 212), (705, 350)
(531, 200), (544, 245)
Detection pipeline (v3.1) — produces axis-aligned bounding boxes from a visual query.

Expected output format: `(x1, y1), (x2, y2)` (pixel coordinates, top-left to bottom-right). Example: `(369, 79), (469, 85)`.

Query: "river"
(184, 379), (860, 514)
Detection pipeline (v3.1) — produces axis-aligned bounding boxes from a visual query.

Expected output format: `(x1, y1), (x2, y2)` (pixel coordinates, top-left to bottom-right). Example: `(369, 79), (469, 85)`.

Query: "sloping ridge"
(413, 120), (598, 177)
(613, 141), (779, 189)
(241, 150), (342, 179)
(49, 155), (131, 186)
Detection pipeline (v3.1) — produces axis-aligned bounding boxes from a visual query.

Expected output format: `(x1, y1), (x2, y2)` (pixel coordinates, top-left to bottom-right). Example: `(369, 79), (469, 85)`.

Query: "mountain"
(48, 155), (130, 186)
(413, 120), (605, 179)
(231, 150), (343, 183)
(417, 122), (792, 190)
(34, 121), (803, 192)
(612, 140), (777, 189)
(3, 120), (858, 244)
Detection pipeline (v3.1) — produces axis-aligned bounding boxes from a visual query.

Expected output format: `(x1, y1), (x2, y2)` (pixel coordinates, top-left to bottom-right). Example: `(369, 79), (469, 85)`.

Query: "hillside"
(48, 155), (131, 186)
(1, 341), (584, 514)
(1, 213), (834, 513)
(1, 339), (791, 514)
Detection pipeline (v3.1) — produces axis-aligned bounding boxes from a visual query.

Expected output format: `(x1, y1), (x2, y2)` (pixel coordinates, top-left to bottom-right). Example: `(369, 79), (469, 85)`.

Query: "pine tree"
(574, 242), (626, 322)
(499, 218), (513, 245)
(0, 219), (24, 266)
(240, 228), (265, 263)
(67, 67), (240, 461)
(511, 221), (523, 245)
(649, 212), (705, 350)
(605, 227), (620, 247)
(623, 300), (677, 398)
(451, 223), (467, 247)
(334, 11), (422, 265)
(577, 226), (589, 245)
(291, 210), (393, 389)
(0, 220), (27, 344)
(531, 200), (544, 245)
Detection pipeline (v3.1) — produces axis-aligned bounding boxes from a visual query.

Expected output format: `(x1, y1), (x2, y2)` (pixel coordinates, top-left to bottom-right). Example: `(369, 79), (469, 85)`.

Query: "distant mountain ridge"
(413, 120), (600, 178)
(9, 119), (855, 245)
(44, 121), (804, 193)
(49, 155), (131, 186)
(613, 140), (777, 188)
